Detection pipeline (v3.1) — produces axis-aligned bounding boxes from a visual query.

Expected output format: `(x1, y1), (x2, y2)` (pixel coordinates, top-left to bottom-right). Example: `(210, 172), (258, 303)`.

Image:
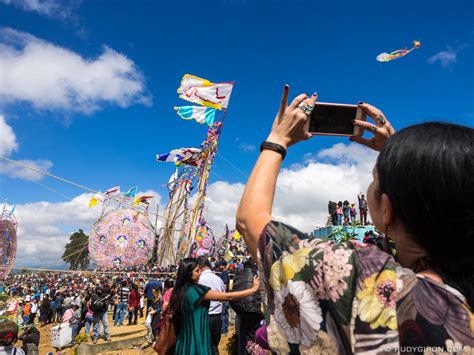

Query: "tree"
(326, 226), (358, 244)
(62, 229), (90, 270)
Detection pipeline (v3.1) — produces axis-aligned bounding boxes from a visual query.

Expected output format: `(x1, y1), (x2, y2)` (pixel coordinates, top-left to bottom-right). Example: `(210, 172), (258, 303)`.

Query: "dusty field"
(32, 312), (234, 354)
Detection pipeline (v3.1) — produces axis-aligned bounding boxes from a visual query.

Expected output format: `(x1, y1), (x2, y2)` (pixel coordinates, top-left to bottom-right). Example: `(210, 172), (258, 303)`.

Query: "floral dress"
(258, 221), (474, 354)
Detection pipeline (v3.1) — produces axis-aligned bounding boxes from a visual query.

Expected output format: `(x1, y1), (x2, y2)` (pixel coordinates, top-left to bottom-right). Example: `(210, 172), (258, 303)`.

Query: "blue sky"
(0, 0), (472, 266)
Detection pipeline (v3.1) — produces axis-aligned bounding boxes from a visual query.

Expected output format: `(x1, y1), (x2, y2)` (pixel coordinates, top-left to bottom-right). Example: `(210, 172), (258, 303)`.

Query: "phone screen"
(309, 103), (357, 135)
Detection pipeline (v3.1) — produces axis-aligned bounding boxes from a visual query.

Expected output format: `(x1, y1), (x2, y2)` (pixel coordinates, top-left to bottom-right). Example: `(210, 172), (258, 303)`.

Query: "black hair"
(164, 278), (174, 290)
(170, 258), (199, 331)
(197, 256), (212, 269)
(376, 122), (474, 308)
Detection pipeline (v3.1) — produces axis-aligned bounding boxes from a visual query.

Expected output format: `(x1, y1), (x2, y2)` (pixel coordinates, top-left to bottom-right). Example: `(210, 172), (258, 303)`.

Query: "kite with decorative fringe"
(177, 74), (233, 110)
(377, 40), (421, 62)
(133, 195), (154, 206)
(174, 106), (217, 126)
(156, 147), (202, 166)
(88, 208), (154, 268)
(0, 205), (17, 279)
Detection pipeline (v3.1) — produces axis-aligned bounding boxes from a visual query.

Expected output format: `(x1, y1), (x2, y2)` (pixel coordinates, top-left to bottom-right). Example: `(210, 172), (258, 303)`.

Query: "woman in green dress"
(171, 257), (260, 355)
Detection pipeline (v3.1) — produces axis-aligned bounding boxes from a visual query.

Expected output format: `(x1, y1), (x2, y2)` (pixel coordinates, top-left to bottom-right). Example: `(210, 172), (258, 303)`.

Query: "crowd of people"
(0, 255), (264, 354)
(328, 193), (370, 226)
(1, 94), (473, 354)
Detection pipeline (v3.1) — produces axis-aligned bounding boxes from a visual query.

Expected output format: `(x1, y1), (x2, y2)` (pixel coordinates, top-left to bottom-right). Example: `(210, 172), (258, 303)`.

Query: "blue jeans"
(93, 310), (109, 339)
(221, 302), (229, 334)
(114, 302), (127, 326)
(337, 214), (343, 225)
(71, 323), (80, 345)
(85, 314), (94, 334)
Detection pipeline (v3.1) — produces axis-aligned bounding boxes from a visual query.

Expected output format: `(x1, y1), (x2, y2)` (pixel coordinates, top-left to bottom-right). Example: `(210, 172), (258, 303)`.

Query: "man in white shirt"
(198, 256), (225, 355)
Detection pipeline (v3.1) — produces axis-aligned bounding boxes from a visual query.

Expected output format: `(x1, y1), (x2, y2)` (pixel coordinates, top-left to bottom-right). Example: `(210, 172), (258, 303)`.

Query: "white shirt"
(0, 345), (26, 355)
(199, 269), (224, 315)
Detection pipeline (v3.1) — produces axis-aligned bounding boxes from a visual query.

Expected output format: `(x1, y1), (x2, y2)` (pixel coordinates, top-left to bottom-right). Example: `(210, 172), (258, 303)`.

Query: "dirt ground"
(33, 312), (234, 354)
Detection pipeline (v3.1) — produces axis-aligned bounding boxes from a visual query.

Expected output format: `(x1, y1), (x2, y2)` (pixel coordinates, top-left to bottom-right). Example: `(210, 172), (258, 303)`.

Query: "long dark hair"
(376, 122), (474, 308)
(170, 258), (199, 330)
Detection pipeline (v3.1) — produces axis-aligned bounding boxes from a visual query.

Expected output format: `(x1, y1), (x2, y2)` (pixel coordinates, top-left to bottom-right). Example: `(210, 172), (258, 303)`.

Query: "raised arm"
(203, 276), (260, 302)
(236, 85), (317, 259)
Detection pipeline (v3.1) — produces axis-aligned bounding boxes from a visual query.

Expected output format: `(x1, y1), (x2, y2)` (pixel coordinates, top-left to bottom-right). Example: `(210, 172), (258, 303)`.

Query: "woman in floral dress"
(236, 86), (474, 354)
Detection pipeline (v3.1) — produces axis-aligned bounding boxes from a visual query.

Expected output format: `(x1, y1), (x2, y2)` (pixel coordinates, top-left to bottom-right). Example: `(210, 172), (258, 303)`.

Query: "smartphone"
(308, 102), (366, 136)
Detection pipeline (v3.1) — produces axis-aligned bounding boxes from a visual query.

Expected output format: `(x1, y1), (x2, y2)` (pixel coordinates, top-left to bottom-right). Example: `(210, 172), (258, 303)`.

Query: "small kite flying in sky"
(377, 40), (421, 62)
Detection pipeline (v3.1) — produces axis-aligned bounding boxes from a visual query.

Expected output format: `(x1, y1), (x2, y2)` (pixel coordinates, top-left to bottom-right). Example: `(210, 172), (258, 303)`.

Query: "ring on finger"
(297, 103), (314, 116)
(376, 113), (386, 125)
(370, 124), (378, 133)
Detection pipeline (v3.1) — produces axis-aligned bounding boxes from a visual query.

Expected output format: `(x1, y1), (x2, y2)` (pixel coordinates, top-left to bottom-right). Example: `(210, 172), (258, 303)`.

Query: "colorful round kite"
(0, 215), (17, 279)
(89, 208), (155, 268)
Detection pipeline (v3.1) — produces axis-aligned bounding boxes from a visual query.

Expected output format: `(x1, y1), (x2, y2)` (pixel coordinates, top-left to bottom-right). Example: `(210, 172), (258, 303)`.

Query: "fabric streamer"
(177, 74), (233, 110)
(123, 187), (137, 198)
(89, 195), (102, 208)
(174, 106), (217, 126)
(156, 147), (202, 166)
(376, 40), (421, 62)
(133, 195), (154, 206)
(104, 186), (121, 196)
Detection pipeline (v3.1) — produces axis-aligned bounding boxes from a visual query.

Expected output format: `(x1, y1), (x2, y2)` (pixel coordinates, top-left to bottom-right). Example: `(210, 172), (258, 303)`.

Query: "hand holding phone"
(309, 102), (366, 137)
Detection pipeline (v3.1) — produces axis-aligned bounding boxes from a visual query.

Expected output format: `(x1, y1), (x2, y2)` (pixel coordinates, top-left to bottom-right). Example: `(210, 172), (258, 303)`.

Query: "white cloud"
(11, 189), (162, 267)
(0, 115), (53, 181)
(238, 143), (256, 153)
(0, 28), (152, 114)
(0, 159), (53, 181)
(8, 142), (378, 267)
(428, 44), (467, 68)
(428, 49), (457, 67)
(0, 0), (79, 20)
(204, 143), (378, 234)
(0, 114), (18, 155)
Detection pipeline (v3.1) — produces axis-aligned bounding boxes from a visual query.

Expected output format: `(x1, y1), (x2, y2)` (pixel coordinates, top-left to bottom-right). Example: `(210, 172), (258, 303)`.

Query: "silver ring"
(376, 113), (386, 125)
(297, 103), (314, 116)
(370, 124), (378, 133)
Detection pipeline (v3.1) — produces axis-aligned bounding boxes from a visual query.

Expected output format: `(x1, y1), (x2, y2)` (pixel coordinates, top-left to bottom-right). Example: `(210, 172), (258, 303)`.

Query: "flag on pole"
(133, 195), (154, 206)
(177, 74), (233, 110)
(124, 187), (137, 198)
(156, 147), (202, 166)
(104, 186), (120, 196)
(174, 106), (217, 126)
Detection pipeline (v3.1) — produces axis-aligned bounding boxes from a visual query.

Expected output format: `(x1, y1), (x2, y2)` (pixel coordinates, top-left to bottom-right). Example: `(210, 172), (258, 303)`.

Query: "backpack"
(91, 296), (106, 312)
